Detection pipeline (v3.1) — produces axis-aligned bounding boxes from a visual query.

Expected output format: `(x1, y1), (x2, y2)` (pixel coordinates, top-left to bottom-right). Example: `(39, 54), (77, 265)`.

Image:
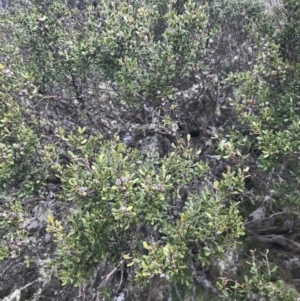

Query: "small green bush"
(0, 62), (48, 261)
(45, 130), (245, 286)
(217, 250), (296, 301)
(4, 0), (208, 109)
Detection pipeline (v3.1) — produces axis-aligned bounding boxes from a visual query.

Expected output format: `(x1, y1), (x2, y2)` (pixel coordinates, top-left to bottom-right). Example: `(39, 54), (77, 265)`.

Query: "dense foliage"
(45, 132), (245, 286)
(1, 0), (300, 300)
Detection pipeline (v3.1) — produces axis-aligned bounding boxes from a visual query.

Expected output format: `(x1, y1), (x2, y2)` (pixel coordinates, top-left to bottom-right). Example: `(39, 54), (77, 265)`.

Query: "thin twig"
(98, 267), (118, 289)
(174, 284), (184, 301)
(117, 268), (124, 292)
(20, 279), (40, 291)
(243, 210), (287, 225)
(0, 260), (13, 278)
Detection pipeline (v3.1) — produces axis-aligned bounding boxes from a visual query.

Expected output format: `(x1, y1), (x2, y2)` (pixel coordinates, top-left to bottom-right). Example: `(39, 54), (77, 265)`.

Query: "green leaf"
(271, 265), (278, 273)
(163, 246), (170, 257)
(143, 241), (149, 250)
(142, 261), (148, 269)
(67, 151), (75, 158)
(205, 212), (212, 219)
(162, 164), (166, 178)
(213, 180), (219, 190)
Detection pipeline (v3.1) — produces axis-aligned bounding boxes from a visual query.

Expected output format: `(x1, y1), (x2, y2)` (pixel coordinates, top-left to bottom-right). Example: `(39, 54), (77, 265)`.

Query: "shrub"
(1, 0), (299, 299)
(217, 250), (296, 301)
(217, 0), (300, 211)
(45, 130), (245, 286)
(3, 0), (208, 109)
(0, 62), (47, 262)
(0, 64), (43, 194)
